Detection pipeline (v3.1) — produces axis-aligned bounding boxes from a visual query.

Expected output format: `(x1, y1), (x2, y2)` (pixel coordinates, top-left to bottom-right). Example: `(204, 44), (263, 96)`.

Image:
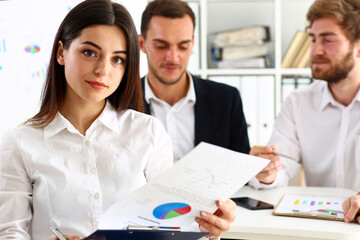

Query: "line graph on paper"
(187, 168), (229, 189)
(170, 160), (254, 200)
(153, 143), (270, 205)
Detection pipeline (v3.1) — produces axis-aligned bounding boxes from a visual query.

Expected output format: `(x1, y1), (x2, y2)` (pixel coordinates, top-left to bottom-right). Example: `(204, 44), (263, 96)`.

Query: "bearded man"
(248, 0), (360, 224)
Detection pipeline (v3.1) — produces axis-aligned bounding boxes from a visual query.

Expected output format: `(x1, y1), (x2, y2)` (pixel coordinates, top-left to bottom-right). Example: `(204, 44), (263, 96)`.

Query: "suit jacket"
(141, 75), (250, 154)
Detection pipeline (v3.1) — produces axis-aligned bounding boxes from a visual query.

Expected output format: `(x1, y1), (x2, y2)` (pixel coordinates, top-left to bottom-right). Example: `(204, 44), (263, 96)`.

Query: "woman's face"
(57, 25), (127, 104)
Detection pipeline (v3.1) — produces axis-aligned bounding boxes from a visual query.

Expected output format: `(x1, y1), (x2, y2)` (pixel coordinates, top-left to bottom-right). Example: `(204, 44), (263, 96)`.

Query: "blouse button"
(94, 192), (100, 199)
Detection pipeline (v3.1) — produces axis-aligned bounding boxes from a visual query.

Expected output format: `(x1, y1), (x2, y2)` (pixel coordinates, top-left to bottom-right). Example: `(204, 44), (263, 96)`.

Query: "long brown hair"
(26, 0), (143, 127)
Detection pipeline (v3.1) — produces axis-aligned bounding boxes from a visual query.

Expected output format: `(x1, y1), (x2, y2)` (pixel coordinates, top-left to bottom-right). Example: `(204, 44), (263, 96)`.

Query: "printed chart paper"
(99, 142), (270, 231)
(274, 194), (346, 220)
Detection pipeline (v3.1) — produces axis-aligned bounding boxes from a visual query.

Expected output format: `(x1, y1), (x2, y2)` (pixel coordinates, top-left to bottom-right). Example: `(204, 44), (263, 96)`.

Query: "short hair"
(140, 0), (196, 39)
(306, 0), (360, 43)
(27, 0), (143, 127)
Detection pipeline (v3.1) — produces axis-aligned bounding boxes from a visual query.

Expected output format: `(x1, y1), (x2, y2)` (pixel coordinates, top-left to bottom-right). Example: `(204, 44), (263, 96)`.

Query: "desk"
(222, 186), (360, 240)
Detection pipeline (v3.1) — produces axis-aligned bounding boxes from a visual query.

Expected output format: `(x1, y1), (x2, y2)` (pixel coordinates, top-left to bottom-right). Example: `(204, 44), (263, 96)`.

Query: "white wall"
(0, 0), (147, 135)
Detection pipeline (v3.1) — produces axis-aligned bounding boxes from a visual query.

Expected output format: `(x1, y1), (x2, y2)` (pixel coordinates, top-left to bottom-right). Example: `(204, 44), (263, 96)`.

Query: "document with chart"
(98, 142), (270, 231)
(273, 194), (347, 221)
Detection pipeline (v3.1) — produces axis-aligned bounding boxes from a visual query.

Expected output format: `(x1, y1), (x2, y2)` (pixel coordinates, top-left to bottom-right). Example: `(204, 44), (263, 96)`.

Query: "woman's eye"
(83, 49), (96, 57)
(112, 57), (125, 64)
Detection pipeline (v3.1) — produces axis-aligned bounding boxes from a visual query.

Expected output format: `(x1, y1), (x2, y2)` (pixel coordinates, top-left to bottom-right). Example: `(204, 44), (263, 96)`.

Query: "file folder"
(84, 229), (207, 240)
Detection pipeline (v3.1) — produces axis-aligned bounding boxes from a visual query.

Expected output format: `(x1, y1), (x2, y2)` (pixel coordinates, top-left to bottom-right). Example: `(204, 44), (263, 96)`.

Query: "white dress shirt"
(0, 102), (173, 239)
(144, 73), (196, 161)
(249, 80), (360, 191)
(144, 77), (221, 240)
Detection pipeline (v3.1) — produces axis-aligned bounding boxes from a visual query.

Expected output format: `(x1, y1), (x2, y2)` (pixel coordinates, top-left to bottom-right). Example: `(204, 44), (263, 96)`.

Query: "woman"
(0, 0), (235, 239)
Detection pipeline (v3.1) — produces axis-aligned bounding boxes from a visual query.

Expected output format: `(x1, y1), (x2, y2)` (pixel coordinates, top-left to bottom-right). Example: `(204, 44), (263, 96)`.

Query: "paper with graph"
(99, 142), (269, 231)
(273, 194), (347, 221)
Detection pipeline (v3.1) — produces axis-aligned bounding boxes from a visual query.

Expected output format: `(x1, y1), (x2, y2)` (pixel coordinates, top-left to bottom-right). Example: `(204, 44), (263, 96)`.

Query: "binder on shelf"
(273, 194), (346, 222)
(281, 77), (296, 102)
(296, 45), (311, 68)
(209, 25), (272, 69)
(239, 76), (258, 146)
(85, 228), (207, 240)
(206, 75), (273, 146)
(216, 54), (273, 69)
(212, 25), (271, 47)
(291, 35), (311, 68)
(281, 76), (312, 102)
(281, 30), (308, 68)
(257, 75), (275, 144)
(296, 77), (312, 89)
(237, 76), (275, 146)
(212, 43), (270, 61)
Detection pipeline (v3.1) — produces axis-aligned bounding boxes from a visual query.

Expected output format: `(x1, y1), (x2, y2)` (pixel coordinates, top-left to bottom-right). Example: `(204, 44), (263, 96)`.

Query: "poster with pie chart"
(153, 202), (191, 220)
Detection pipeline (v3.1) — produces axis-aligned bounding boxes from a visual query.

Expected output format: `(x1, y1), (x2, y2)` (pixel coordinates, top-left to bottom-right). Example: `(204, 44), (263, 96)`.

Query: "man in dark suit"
(139, 0), (250, 162)
(138, 1), (246, 237)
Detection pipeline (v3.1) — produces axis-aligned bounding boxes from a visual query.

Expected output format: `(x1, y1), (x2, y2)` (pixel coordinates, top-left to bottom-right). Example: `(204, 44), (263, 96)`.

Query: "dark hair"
(26, 0), (143, 127)
(306, 0), (360, 43)
(140, 0), (196, 39)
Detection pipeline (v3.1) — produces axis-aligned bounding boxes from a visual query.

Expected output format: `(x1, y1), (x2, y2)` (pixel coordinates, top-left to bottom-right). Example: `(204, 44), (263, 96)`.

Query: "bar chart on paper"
(274, 194), (346, 218)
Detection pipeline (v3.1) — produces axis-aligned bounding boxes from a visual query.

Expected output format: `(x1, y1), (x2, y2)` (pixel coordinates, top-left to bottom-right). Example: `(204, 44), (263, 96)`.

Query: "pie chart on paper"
(153, 202), (191, 220)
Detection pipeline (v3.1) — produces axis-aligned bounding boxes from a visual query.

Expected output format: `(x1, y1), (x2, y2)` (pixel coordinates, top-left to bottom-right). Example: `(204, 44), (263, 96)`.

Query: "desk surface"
(223, 186), (360, 240)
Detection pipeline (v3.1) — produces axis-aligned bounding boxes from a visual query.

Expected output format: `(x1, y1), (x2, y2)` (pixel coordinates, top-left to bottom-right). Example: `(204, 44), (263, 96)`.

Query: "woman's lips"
(86, 80), (107, 90)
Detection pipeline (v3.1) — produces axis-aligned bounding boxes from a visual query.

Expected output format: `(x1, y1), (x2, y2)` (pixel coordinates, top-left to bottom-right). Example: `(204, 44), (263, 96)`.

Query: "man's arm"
(248, 95), (302, 189)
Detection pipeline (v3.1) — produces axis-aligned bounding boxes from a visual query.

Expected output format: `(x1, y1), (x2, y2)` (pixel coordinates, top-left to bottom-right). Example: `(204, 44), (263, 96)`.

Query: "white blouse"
(0, 102), (173, 239)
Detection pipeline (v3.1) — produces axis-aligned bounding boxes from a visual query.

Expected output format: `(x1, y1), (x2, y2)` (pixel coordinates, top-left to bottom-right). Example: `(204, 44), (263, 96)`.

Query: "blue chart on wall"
(0, 38), (6, 72)
(0, 0), (72, 133)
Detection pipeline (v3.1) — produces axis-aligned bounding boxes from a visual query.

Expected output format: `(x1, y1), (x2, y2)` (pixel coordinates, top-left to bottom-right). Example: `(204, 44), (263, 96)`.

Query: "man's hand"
(343, 194), (360, 223)
(250, 145), (282, 184)
(195, 198), (236, 239)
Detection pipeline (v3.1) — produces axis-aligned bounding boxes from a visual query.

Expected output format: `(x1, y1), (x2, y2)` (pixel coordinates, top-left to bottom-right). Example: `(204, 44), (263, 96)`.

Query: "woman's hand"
(195, 198), (236, 239)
